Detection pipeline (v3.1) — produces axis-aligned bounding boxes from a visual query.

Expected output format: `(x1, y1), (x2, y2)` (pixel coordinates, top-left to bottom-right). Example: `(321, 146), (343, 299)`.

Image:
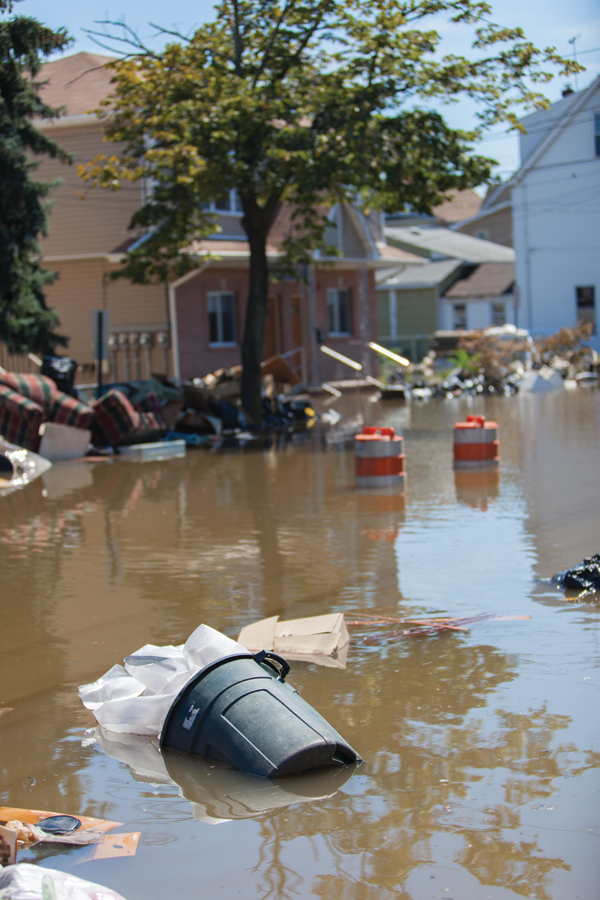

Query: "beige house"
(453, 183), (513, 248)
(23, 52), (414, 385)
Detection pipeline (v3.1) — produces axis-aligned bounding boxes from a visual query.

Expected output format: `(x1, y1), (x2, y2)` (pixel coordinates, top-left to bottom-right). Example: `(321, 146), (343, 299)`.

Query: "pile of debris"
(0, 353), (317, 467)
(552, 553), (600, 596)
(376, 324), (597, 401)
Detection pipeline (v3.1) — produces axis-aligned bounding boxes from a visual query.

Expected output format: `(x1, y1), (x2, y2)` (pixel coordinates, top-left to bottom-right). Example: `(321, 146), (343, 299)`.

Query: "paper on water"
(79, 625), (245, 736)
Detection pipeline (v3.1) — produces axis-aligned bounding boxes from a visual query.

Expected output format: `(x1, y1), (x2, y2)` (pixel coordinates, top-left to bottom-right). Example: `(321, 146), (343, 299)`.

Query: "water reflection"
(454, 468), (500, 511)
(0, 391), (599, 900)
(94, 728), (358, 823)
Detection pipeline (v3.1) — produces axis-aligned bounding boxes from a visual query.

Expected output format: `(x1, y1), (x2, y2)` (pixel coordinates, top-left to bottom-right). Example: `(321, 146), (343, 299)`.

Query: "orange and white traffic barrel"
(355, 426), (406, 488)
(453, 415), (499, 469)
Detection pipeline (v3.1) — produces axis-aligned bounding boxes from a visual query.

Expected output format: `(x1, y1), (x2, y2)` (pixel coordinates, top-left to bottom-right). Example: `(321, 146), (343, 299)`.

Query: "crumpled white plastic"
(78, 625), (246, 736)
(0, 863), (127, 900)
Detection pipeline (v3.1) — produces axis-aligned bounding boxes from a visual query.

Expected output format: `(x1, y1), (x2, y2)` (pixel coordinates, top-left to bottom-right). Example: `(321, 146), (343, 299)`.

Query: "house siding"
(36, 124), (142, 258)
(176, 266), (377, 382)
(512, 81), (600, 344)
(457, 207), (513, 247)
(43, 258), (169, 381)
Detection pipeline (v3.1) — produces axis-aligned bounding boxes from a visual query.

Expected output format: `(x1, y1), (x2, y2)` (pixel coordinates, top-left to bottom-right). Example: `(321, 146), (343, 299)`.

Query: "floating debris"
(552, 553), (600, 595)
(345, 612), (530, 644)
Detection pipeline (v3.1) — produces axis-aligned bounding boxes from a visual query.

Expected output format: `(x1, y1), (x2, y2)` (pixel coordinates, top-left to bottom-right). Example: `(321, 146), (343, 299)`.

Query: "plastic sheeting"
(0, 864), (127, 900)
(79, 625), (246, 737)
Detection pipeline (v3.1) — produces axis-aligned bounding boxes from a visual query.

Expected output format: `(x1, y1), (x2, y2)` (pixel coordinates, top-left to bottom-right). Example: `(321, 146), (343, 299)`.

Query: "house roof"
(444, 263), (515, 299)
(37, 51), (117, 118)
(385, 225), (515, 263)
(386, 188), (483, 227)
(506, 75), (600, 188)
(430, 189), (483, 223)
(376, 259), (462, 288)
(184, 202), (425, 266)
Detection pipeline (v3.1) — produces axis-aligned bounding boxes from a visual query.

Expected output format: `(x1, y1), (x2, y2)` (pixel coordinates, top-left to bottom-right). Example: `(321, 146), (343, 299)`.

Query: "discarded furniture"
(0, 373), (93, 452)
(92, 389), (168, 447)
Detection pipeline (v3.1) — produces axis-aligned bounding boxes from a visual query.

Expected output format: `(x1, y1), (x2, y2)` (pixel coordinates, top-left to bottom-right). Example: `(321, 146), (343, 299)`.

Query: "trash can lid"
(37, 815), (82, 834)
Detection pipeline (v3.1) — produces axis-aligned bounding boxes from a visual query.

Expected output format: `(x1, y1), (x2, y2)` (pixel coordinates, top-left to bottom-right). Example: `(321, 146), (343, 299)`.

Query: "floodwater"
(1, 389), (599, 900)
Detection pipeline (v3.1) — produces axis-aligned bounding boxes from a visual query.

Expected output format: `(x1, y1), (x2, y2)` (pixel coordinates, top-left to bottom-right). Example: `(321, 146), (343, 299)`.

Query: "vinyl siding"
(36, 123), (143, 257)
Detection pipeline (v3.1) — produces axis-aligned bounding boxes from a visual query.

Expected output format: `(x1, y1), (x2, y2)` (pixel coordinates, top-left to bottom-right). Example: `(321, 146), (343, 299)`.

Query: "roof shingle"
(444, 263), (515, 298)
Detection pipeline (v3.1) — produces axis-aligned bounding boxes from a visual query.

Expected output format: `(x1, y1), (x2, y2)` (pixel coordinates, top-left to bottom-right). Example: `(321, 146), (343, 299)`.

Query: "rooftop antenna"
(568, 34), (582, 91)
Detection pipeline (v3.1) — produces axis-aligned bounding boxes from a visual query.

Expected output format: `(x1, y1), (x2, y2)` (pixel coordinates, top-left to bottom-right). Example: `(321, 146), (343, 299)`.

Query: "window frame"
(207, 291), (237, 347)
(202, 190), (243, 216)
(453, 303), (467, 331)
(491, 301), (506, 327)
(327, 288), (352, 337)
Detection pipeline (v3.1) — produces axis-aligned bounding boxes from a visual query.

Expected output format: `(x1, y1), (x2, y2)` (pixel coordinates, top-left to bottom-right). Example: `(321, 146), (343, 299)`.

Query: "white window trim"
(327, 288), (351, 337)
(204, 189), (243, 216)
(207, 291), (237, 347)
(452, 302), (467, 330)
(490, 300), (507, 326)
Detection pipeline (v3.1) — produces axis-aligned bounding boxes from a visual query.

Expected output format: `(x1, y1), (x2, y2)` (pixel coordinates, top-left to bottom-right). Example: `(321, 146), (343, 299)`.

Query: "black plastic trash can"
(160, 651), (361, 778)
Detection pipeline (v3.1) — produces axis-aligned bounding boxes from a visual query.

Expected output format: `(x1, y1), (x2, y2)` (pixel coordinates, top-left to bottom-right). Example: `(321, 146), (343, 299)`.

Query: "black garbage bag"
(552, 553), (600, 592)
(41, 356), (78, 396)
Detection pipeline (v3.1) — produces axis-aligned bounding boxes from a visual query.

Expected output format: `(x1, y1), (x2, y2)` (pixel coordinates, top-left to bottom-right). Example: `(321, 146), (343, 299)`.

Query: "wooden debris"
(345, 612), (531, 644)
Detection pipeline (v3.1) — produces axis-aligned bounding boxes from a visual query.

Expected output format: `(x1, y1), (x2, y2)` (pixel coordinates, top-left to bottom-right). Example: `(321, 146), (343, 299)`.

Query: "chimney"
(562, 86), (575, 98)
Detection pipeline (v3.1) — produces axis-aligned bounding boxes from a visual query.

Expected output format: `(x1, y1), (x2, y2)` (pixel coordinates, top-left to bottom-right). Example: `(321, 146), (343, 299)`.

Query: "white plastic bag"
(78, 625), (245, 737)
(0, 863), (127, 900)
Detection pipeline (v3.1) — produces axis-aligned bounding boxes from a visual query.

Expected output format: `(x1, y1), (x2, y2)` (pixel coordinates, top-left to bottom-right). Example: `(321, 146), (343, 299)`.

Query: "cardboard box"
(238, 614), (349, 668)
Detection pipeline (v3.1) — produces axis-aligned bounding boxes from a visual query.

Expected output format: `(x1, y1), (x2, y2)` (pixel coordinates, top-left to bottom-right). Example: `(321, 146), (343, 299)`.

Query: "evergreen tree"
(0, 0), (70, 354)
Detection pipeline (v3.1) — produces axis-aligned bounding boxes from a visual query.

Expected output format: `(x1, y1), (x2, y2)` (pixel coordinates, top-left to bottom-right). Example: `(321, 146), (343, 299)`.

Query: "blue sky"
(17, 0), (600, 180)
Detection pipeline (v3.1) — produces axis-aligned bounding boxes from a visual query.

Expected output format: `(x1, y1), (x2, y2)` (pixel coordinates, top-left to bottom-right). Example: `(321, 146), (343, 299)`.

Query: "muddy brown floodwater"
(1, 389), (599, 900)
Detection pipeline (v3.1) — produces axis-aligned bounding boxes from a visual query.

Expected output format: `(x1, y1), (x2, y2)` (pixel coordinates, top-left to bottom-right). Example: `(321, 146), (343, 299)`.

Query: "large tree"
(0, 0), (70, 354)
(82, 0), (578, 419)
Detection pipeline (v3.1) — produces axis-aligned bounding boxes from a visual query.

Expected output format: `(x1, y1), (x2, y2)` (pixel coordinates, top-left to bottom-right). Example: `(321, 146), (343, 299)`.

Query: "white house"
(510, 77), (600, 348)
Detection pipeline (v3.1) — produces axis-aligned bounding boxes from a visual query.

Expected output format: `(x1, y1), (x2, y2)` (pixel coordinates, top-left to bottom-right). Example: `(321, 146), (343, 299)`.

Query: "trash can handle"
(253, 650), (290, 682)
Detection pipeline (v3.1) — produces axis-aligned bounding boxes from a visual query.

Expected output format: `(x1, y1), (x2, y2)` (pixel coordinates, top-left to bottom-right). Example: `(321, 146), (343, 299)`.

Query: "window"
(475, 228), (490, 241)
(208, 292), (237, 345)
(576, 286), (596, 334)
(453, 303), (467, 330)
(491, 302), (506, 326)
(202, 190), (243, 214)
(595, 114), (600, 157)
(327, 288), (351, 336)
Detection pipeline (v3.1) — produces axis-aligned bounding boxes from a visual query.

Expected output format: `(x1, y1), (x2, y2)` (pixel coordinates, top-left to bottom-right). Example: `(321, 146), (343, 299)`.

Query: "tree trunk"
(241, 225), (270, 424)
